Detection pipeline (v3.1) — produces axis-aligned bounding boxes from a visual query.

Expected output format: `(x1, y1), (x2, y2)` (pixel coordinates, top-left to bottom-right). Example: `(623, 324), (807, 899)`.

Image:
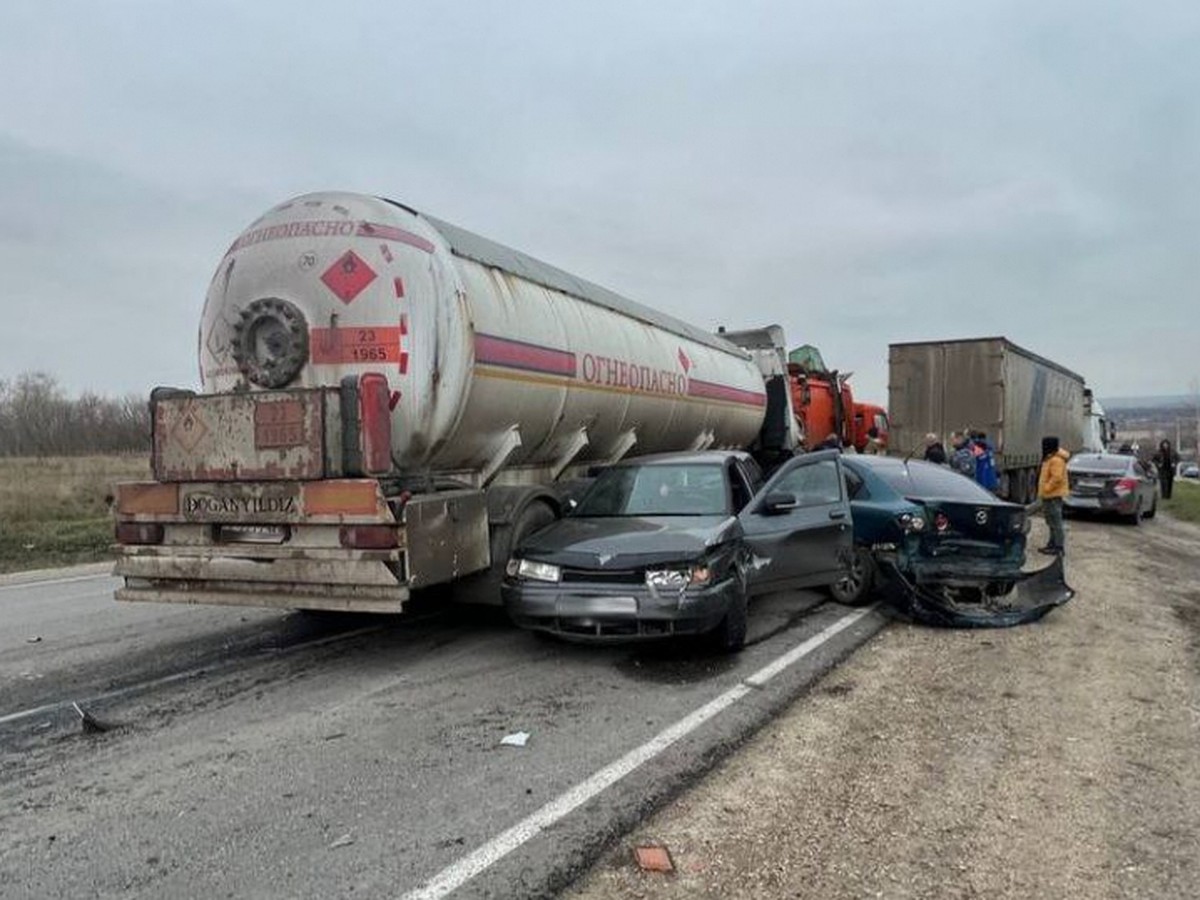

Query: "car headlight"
(896, 512), (926, 533)
(507, 558), (561, 583)
(646, 565), (713, 588)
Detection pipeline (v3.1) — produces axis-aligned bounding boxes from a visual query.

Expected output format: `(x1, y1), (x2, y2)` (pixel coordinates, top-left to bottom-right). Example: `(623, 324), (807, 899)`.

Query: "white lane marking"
(0, 573), (115, 594)
(399, 605), (877, 900)
(0, 625), (382, 727)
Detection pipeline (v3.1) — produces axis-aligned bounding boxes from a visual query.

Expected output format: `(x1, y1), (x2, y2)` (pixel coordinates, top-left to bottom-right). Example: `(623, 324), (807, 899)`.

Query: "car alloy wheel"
(830, 547), (875, 606)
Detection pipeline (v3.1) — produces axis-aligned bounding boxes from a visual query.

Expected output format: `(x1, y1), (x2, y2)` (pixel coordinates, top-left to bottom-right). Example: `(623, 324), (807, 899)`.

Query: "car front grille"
(560, 568), (644, 584)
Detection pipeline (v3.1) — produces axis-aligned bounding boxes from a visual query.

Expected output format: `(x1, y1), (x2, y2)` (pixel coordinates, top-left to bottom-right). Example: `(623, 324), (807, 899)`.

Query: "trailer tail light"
(339, 525), (399, 549)
(359, 372), (393, 475)
(116, 522), (165, 545)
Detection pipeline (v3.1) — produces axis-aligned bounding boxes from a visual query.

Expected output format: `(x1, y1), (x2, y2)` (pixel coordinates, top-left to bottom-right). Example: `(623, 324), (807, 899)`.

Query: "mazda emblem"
(975, 509), (989, 525)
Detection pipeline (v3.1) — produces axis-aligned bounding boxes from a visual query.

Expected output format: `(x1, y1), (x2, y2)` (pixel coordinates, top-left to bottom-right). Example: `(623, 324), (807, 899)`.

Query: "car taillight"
(1114, 478), (1138, 495)
(934, 512), (950, 533)
(116, 522), (164, 545)
(339, 525), (399, 549)
(359, 372), (393, 476)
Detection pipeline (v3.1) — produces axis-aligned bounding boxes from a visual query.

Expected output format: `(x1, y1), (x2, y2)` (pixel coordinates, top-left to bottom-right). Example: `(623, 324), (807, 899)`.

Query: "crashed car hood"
(517, 515), (739, 570)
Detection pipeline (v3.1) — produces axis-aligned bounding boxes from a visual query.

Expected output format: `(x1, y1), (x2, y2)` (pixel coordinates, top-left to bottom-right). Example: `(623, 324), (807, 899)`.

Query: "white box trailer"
(887, 337), (1086, 503)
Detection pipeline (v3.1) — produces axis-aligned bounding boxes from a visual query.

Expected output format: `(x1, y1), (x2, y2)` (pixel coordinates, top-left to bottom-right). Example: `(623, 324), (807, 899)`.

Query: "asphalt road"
(0, 571), (884, 899)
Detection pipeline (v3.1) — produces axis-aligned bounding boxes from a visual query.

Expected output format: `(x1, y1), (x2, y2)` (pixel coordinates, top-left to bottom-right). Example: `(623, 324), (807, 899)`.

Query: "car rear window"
(872, 461), (997, 501)
(1068, 455), (1130, 474)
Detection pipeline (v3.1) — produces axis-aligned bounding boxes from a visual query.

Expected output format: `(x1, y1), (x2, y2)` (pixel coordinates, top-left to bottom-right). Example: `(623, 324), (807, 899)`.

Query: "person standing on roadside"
(1038, 436), (1070, 555)
(922, 432), (947, 464)
(971, 431), (1000, 493)
(949, 432), (975, 478)
(1154, 439), (1178, 499)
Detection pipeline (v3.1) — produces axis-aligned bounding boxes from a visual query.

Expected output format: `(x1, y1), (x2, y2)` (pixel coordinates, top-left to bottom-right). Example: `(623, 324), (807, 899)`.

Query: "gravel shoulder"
(567, 512), (1200, 899)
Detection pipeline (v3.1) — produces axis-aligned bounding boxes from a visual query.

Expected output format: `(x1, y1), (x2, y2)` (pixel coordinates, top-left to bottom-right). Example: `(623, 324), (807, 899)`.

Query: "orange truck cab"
(784, 345), (888, 453)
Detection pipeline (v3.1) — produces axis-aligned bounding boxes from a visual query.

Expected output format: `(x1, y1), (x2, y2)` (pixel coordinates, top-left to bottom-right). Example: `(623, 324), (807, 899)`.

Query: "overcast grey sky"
(2, 1), (1197, 404)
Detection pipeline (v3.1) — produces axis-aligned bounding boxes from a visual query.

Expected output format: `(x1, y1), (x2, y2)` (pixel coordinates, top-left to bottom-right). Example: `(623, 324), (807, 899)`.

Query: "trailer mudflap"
(880, 555), (1075, 628)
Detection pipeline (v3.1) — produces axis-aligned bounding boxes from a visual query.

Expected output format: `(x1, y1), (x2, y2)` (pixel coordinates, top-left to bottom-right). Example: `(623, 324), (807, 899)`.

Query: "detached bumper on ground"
(880, 556), (1075, 628)
(502, 577), (738, 640)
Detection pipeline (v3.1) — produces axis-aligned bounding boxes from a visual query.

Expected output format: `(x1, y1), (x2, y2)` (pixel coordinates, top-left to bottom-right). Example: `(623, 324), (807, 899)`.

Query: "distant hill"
(1101, 395), (1196, 411)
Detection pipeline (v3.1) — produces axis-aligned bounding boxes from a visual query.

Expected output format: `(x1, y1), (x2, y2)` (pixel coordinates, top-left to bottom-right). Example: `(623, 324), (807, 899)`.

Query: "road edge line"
(399, 605), (875, 900)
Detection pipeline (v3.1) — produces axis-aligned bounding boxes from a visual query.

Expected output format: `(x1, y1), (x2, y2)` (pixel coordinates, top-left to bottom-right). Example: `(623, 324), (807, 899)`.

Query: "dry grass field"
(0, 455), (149, 573)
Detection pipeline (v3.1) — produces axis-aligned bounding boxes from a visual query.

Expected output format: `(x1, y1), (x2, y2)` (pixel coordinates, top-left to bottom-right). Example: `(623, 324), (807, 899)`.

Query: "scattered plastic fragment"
(26, 636), (42, 643)
(499, 731), (530, 748)
(329, 834), (355, 849)
(71, 702), (110, 735)
(634, 844), (674, 874)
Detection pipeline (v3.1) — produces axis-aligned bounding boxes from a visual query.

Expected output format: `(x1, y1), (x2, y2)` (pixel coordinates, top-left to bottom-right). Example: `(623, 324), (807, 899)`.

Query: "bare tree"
(0, 372), (150, 457)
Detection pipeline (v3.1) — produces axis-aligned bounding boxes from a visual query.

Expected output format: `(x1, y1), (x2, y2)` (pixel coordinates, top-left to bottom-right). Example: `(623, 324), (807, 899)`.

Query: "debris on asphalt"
(322, 731), (347, 741)
(26, 636), (42, 643)
(71, 702), (110, 735)
(328, 833), (355, 849)
(633, 844), (674, 874)
(499, 731), (530, 747)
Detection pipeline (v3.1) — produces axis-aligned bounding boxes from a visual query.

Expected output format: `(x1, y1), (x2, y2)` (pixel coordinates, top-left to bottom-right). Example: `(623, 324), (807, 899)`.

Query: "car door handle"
(828, 509), (847, 520)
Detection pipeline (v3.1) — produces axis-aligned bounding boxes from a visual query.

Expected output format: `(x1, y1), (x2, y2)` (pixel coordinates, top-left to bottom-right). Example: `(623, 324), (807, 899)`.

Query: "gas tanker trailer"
(113, 192), (802, 612)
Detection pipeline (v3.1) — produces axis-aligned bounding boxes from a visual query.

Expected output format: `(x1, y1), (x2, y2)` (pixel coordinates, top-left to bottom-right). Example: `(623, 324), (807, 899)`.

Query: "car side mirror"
(760, 491), (798, 515)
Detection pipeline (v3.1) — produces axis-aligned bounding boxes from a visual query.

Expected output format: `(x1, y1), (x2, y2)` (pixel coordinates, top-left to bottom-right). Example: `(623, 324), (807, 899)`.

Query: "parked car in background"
(1181, 463), (1200, 480)
(1064, 453), (1158, 524)
(503, 450), (852, 651)
(830, 456), (1029, 606)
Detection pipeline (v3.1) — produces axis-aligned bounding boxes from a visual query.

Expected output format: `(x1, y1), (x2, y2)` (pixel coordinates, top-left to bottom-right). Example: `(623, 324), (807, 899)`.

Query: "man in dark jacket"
(922, 432), (947, 465)
(1154, 440), (1179, 499)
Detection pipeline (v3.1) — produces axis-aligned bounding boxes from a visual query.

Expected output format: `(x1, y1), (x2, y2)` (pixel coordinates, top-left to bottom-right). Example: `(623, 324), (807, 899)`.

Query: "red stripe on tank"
(687, 378), (767, 408)
(474, 334), (578, 377)
(356, 222), (435, 253)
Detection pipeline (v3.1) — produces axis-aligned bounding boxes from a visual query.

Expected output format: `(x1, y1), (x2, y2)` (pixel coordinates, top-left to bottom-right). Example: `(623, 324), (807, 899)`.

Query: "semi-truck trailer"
(113, 191), (801, 613)
(887, 337), (1086, 503)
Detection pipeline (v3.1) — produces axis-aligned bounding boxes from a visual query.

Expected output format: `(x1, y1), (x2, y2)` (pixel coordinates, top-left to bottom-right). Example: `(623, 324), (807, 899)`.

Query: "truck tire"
(828, 546), (876, 606)
(456, 499), (559, 606)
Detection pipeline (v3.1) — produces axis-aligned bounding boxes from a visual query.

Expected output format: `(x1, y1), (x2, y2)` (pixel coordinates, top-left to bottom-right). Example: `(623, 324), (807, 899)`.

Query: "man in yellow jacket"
(1038, 436), (1070, 555)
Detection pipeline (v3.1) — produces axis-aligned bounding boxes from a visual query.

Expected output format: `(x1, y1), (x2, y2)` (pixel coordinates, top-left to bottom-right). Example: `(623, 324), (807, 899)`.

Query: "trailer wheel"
(456, 499), (559, 607)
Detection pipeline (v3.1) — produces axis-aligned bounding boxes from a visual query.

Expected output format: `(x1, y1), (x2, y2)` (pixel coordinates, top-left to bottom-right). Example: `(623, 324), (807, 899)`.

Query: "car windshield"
(1068, 455), (1130, 474)
(574, 463), (729, 516)
(871, 460), (999, 501)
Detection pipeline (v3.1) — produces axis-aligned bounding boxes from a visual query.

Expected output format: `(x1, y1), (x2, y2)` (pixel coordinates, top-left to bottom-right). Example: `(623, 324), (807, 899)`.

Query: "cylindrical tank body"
(200, 192), (767, 476)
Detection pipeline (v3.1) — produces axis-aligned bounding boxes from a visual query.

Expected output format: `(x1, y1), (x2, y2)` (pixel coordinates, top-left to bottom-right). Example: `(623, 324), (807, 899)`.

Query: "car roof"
(611, 450), (753, 468)
(842, 454), (935, 470)
(1068, 453), (1131, 464)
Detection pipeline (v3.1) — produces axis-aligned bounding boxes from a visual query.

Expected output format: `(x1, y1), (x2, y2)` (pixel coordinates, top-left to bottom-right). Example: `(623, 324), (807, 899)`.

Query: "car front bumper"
(502, 577), (740, 641)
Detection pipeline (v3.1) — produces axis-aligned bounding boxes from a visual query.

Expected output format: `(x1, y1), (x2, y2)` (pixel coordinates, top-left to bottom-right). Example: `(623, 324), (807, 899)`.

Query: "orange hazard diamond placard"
(321, 250), (377, 304)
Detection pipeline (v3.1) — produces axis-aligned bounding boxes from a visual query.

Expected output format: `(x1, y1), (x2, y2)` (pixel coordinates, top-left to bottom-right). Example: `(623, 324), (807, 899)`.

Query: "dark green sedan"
(831, 455), (1029, 606)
